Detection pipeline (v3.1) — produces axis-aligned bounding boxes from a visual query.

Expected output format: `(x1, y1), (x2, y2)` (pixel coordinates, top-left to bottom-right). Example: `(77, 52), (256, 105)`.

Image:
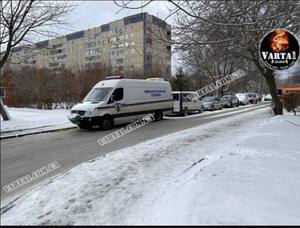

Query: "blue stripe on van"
(95, 98), (173, 110)
(112, 107), (173, 118)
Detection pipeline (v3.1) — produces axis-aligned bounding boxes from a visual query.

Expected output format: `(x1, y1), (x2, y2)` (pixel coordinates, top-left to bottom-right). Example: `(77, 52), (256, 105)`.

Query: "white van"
(67, 77), (173, 130)
(235, 93), (250, 105)
(172, 91), (204, 116)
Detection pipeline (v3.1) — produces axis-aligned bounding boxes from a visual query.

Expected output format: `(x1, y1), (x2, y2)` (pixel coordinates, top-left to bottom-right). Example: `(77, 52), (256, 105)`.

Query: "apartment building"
(7, 12), (172, 78)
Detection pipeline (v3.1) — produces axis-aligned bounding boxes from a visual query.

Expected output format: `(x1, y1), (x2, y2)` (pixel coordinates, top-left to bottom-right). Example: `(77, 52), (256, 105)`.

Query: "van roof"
(94, 78), (170, 88)
(172, 91), (197, 93)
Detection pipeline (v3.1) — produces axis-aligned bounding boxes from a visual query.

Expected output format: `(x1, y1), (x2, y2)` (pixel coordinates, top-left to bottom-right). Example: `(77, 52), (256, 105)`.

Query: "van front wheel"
(78, 123), (88, 129)
(154, 110), (163, 121)
(100, 116), (114, 130)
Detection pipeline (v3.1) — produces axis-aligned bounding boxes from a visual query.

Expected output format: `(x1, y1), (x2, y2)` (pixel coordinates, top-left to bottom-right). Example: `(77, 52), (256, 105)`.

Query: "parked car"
(263, 94), (273, 101)
(257, 94), (262, 102)
(202, 96), (223, 111)
(247, 93), (259, 104)
(221, 95), (239, 108)
(253, 93), (260, 103)
(235, 93), (250, 105)
(172, 91), (204, 116)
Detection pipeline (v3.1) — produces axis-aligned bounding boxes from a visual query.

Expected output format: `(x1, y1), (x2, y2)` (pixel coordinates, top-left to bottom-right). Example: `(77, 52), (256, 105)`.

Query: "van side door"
(107, 87), (129, 124)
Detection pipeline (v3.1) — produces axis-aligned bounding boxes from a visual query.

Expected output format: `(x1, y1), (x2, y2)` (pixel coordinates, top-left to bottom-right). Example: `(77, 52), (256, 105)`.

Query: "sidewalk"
(1, 107), (76, 139)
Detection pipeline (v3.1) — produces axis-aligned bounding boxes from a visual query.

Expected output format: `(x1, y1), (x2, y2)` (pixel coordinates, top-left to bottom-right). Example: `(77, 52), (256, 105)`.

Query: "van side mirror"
(110, 94), (115, 103)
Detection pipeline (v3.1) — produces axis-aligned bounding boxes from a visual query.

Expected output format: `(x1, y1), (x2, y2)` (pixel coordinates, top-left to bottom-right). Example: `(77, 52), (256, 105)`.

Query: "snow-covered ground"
(1, 107), (75, 138)
(1, 105), (300, 225)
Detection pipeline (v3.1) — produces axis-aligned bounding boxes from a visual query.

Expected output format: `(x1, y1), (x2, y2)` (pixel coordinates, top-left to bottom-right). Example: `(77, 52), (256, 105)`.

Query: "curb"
(0, 126), (77, 139)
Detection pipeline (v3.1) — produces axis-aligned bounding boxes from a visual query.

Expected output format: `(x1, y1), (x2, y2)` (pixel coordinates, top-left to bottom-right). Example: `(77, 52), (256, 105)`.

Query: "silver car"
(202, 96), (223, 111)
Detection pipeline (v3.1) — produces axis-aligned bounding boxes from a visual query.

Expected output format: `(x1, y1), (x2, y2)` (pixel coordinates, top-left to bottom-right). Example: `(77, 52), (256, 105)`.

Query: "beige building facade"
(7, 12), (172, 78)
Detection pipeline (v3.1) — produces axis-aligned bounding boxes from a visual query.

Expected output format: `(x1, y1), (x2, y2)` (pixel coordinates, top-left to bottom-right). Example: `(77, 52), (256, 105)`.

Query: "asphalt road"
(1, 102), (271, 208)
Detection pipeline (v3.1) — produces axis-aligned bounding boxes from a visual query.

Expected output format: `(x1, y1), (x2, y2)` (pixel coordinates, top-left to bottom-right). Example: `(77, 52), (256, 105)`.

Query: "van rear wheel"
(100, 116), (114, 130)
(154, 110), (163, 121)
(183, 107), (189, 116)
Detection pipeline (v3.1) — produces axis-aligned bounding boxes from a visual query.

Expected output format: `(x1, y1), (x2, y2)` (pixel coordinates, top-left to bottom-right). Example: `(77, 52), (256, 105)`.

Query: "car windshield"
(202, 97), (214, 102)
(222, 96), (230, 100)
(83, 87), (113, 102)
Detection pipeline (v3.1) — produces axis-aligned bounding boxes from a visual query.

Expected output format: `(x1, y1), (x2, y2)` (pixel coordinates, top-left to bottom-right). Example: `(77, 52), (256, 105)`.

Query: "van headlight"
(86, 108), (97, 116)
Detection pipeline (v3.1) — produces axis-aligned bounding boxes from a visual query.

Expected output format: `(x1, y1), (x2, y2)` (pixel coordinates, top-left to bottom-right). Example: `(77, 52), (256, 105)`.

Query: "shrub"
(282, 92), (300, 113)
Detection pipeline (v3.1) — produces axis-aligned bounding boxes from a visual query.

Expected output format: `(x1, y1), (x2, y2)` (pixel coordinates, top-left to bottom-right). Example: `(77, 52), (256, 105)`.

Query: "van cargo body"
(172, 91), (204, 116)
(67, 78), (173, 130)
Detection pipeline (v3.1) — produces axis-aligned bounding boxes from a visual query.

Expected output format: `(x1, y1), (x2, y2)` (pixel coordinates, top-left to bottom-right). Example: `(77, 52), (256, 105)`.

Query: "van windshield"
(83, 87), (113, 102)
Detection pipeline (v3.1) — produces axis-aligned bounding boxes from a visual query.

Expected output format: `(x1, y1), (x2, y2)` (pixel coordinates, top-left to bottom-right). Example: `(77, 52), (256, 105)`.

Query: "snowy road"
(2, 103), (297, 225)
(1, 102), (270, 208)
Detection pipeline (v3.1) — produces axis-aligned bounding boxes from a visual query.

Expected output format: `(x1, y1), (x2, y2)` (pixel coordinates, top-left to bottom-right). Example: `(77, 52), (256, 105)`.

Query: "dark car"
(221, 95), (239, 108)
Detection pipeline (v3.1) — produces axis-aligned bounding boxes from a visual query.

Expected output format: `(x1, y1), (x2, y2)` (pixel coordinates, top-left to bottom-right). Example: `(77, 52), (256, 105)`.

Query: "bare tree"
(0, 0), (80, 68)
(0, 0), (80, 120)
(114, 0), (300, 115)
(179, 41), (246, 97)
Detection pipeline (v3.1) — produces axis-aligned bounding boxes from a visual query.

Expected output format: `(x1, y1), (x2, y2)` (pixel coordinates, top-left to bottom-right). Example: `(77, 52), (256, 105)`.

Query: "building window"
(111, 59), (117, 65)
(111, 51), (116, 57)
(109, 37), (117, 42)
(117, 58), (124, 64)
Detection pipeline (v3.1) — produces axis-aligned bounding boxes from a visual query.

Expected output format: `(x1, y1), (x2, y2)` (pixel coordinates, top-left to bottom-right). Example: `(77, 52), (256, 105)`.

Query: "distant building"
(6, 12), (172, 78)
